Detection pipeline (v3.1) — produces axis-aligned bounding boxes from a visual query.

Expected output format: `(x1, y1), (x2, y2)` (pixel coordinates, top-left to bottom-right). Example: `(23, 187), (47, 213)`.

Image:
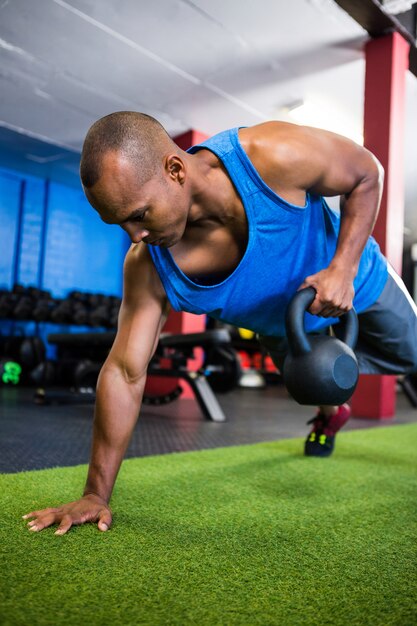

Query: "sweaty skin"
(23, 121), (383, 534)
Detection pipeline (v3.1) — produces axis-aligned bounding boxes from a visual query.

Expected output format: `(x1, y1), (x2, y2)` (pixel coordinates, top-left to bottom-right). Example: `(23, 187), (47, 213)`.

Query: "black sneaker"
(304, 404), (351, 457)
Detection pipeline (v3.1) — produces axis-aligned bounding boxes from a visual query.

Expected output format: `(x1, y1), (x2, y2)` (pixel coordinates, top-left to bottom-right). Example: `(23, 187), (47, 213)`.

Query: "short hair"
(80, 111), (172, 188)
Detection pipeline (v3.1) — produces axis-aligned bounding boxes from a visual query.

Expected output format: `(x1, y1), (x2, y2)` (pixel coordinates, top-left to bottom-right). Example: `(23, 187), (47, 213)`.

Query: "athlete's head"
(80, 111), (190, 247)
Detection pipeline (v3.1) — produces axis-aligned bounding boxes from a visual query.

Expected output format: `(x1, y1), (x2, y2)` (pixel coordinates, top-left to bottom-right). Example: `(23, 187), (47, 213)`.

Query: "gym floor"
(2, 383), (416, 474)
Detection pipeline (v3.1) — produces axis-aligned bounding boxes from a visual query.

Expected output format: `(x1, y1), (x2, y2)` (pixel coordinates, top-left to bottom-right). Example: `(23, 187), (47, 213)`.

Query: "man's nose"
(125, 224), (150, 243)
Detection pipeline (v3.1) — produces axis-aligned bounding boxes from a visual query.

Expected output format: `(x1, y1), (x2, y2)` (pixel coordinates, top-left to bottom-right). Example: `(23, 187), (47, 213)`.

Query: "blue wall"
(0, 166), (129, 297)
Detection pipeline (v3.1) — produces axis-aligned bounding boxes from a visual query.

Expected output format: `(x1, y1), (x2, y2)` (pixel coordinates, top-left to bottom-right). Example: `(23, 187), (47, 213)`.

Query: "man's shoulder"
(239, 121), (303, 152)
(123, 243), (168, 306)
(238, 122), (306, 186)
(125, 242), (148, 265)
(124, 243), (157, 280)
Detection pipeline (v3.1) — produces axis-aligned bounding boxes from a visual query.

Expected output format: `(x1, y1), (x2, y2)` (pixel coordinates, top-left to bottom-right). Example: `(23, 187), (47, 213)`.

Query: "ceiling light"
(281, 99), (306, 115)
(382, 0), (417, 15)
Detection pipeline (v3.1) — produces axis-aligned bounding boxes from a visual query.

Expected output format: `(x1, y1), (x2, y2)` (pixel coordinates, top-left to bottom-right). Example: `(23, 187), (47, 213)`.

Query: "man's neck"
(187, 150), (241, 226)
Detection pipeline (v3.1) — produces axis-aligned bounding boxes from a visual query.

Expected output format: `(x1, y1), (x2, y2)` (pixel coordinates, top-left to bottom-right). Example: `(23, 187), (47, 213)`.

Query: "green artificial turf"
(1, 424), (416, 626)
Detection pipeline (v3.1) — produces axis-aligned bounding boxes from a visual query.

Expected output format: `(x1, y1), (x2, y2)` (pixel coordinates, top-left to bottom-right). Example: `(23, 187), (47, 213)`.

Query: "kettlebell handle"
(285, 287), (359, 356)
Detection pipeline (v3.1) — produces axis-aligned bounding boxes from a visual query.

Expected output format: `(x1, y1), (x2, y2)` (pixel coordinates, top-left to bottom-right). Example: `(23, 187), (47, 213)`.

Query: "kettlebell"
(282, 287), (359, 406)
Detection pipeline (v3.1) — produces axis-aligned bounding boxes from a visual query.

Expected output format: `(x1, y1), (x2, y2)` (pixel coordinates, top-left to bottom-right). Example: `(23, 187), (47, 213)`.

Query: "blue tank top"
(148, 128), (388, 337)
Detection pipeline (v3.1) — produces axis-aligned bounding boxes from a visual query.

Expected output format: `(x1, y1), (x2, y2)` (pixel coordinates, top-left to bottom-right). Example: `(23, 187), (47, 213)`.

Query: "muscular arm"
(240, 122), (384, 316)
(84, 244), (170, 503)
(24, 244), (170, 534)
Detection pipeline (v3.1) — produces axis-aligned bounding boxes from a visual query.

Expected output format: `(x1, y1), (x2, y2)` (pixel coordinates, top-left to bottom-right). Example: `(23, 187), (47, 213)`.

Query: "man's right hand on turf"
(23, 493), (112, 535)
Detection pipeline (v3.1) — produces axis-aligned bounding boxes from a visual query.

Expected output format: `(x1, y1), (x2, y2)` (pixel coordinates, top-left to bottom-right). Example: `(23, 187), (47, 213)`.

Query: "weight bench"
(46, 328), (233, 422)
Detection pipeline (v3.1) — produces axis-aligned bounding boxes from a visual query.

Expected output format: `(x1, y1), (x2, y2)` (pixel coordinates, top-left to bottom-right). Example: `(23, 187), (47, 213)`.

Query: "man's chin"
(148, 232), (180, 248)
(148, 238), (170, 248)
(162, 235), (179, 248)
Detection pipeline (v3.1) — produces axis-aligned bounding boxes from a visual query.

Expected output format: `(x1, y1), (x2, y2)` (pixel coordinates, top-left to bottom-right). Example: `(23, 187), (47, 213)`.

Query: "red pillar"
(174, 129), (209, 151)
(351, 33), (409, 419)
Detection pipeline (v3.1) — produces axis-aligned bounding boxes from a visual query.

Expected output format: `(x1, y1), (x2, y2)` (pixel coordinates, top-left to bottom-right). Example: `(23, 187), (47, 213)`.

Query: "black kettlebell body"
(283, 287), (359, 406)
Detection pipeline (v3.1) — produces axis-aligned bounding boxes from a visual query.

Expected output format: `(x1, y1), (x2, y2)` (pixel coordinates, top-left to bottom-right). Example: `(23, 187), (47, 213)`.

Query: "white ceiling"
(0, 0), (416, 243)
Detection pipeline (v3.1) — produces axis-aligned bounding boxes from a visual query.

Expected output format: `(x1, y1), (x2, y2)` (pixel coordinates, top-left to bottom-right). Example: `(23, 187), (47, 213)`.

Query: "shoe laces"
(306, 413), (328, 432)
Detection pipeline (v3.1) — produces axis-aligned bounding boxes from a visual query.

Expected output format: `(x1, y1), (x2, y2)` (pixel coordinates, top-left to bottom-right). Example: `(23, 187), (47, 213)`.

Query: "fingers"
(300, 269), (355, 317)
(311, 305), (346, 318)
(22, 507), (55, 520)
(300, 283), (338, 316)
(55, 515), (73, 536)
(308, 295), (351, 317)
(26, 511), (59, 532)
(23, 502), (112, 535)
(97, 508), (112, 532)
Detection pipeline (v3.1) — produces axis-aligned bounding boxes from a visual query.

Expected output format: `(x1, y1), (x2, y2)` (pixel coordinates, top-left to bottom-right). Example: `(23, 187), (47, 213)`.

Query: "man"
(23, 111), (417, 535)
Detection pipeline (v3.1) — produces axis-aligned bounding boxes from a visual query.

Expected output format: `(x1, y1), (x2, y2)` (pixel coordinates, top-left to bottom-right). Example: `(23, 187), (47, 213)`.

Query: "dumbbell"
(71, 301), (88, 325)
(27, 287), (51, 300)
(0, 335), (24, 386)
(51, 358), (101, 389)
(64, 292), (88, 325)
(73, 359), (102, 389)
(68, 291), (89, 304)
(12, 283), (27, 295)
(13, 296), (33, 320)
(30, 361), (57, 386)
(30, 287), (53, 320)
(88, 293), (104, 308)
(51, 299), (74, 324)
(0, 292), (19, 318)
(89, 303), (111, 327)
(19, 336), (46, 370)
(0, 359), (23, 385)
(33, 298), (56, 322)
(109, 306), (120, 328)
(0, 336), (47, 386)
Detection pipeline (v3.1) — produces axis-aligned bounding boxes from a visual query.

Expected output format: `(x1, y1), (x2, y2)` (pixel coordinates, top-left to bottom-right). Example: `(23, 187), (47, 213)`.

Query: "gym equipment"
(0, 285), (121, 328)
(32, 299), (53, 322)
(0, 336), (24, 385)
(12, 296), (33, 320)
(19, 337), (46, 370)
(0, 359), (22, 385)
(72, 302), (89, 325)
(72, 359), (102, 389)
(30, 360), (57, 386)
(283, 287), (359, 406)
(202, 345), (241, 392)
(147, 329), (236, 419)
(0, 335), (47, 385)
(233, 329), (279, 386)
(0, 292), (19, 318)
(109, 306), (119, 328)
(89, 303), (110, 327)
(399, 375), (417, 408)
(41, 329), (236, 421)
(142, 385), (183, 406)
(0, 286), (53, 322)
(50, 299), (74, 324)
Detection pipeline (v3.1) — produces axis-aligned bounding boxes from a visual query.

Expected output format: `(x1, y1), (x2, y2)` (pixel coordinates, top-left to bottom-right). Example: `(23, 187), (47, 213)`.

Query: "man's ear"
(165, 154), (186, 184)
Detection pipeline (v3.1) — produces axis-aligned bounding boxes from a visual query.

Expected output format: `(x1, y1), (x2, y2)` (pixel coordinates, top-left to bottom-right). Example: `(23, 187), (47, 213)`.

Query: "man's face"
(84, 151), (189, 248)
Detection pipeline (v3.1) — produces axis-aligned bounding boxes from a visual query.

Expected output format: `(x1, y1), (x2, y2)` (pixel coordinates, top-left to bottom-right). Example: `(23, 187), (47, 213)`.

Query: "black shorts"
(258, 265), (417, 376)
